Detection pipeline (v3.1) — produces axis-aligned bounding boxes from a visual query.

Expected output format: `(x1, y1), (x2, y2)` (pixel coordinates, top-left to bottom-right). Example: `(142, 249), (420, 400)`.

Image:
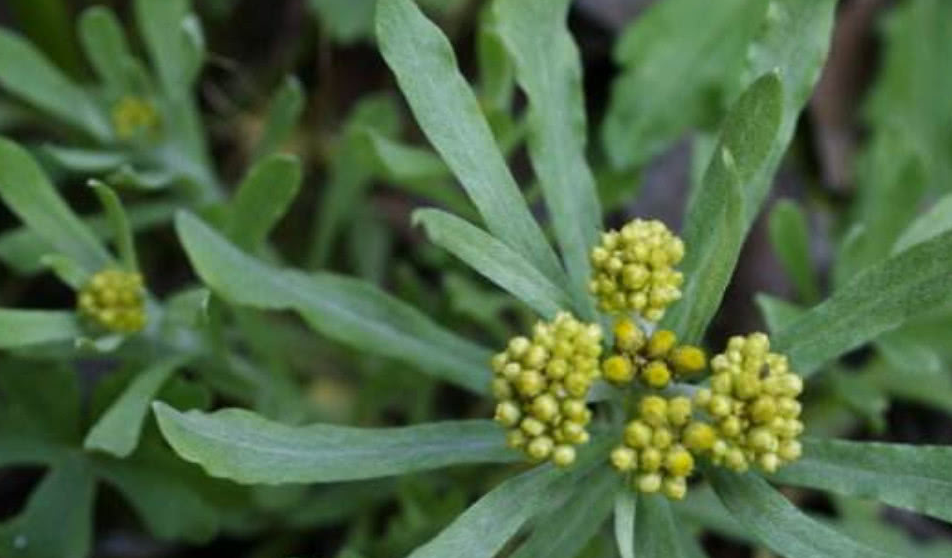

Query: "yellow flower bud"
(670, 345), (706, 374)
(778, 440), (802, 461)
(667, 397), (693, 426)
(684, 422), (717, 452)
(562, 399), (588, 421)
(613, 318), (645, 351)
(531, 394), (559, 422)
(636, 473), (662, 493)
(516, 370), (545, 397)
(491, 378), (513, 400)
(552, 445), (576, 468)
(521, 417), (545, 437)
(639, 396), (668, 427)
(624, 420), (653, 448)
(611, 446), (638, 471)
(665, 446), (694, 477)
(494, 401), (521, 427)
(662, 476), (687, 500)
(602, 355), (634, 385)
(527, 436), (554, 461)
(506, 429), (527, 449)
(642, 360), (672, 388)
(750, 396), (777, 424)
(652, 426), (674, 449)
(647, 329), (677, 358)
(77, 269), (147, 333)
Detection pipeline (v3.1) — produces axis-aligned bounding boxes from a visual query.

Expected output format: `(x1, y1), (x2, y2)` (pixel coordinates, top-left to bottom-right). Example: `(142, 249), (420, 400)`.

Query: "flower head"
(589, 219), (684, 321)
(77, 269), (147, 333)
(491, 312), (603, 467)
(601, 318), (706, 389)
(112, 96), (160, 140)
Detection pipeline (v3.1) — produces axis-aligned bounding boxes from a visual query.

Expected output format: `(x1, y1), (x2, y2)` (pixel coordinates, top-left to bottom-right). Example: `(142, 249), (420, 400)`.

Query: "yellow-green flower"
(77, 269), (147, 333)
(491, 312), (603, 468)
(589, 219), (684, 320)
(112, 96), (160, 140)
(601, 318), (706, 389)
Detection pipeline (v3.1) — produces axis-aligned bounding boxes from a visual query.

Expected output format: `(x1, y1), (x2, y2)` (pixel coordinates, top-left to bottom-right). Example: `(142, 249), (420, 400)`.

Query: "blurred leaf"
(42, 145), (127, 173)
(771, 437), (952, 523)
(614, 491), (636, 558)
(40, 254), (89, 289)
(84, 356), (190, 457)
(227, 154), (302, 251)
(635, 494), (687, 558)
(754, 294), (804, 334)
(8, 0), (83, 77)
(834, 497), (952, 558)
(134, 0), (198, 95)
(414, 209), (572, 318)
(768, 199), (819, 303)
(664, 73), (783, 342)
(774, 229), (952, 377)
(826, 369), (887, 432)
(78, 6), (137, 92)
(0, 363), (77, 465)
(177, 211), (492, 393)
(308, 0), (376, 44)
(494, 0), (601, 317)
(254, 76), (304, 160)
(602, 0), (767, 169)
(476, 10), (514, 113)
(674, 485), (751, 543)
(0, 310), (82, 349)
(105, 164), (178, 191)
(88, 179), (137, 271)
(0, 138), (112, 272)
(708, 469), (892, 558)
(154, 402), (516, 484)
(0, 31), (109, 140)
(376, 0), (565, 284)
(893, 193), (952, 255)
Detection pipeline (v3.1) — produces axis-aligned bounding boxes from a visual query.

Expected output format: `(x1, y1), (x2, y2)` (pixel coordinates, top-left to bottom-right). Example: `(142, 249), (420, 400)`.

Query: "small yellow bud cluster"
(693, 333), (804, 473)
(112, 96), (160, 139)
(491, 312), (603, 467)
(77, 269), (147, 333)
(611, 395), (714, 500)
(601, 318), (706, 389)
(589, 219), (684, 320)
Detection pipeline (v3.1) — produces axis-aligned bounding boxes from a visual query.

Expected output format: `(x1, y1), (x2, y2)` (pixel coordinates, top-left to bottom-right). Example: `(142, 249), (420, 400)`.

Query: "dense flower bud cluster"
(491, 312), (603, 467)
(611, 395), (715, 500)
(112, 96), (160, 139)
(693, 333), (803, 473)
(77, 269), (147, 333)
(601, 318), (706, 389)
(589, 219), (684, 320)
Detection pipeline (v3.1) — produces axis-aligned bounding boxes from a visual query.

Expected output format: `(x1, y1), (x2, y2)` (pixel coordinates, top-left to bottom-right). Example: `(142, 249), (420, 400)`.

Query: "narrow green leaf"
(376, 0), (564, 284)
(768, 199), (819, 303)
(635, 494), (687, 558)
(84, 356), (190, 457)
(494, 0), (601, 316)
(614, 491), (636, 558)
(476, 10), (514, 113)
(754, 294), (804, 334)
(134, 0), (196, 95)
(78, 6), (136, 91)
(0, 138), (112, 272)
(0, 310), (81, 349)
(771, 437), (952, 524)
(774, 229), (952, 377)
(834, 496), (952, 558)
(0, 31), (110, 140)
(227, 154), (302, 250)
(253, 75), (304, 160)
(40, 254), (90, 290)
(177, 211), (492, 393)
(414, 209), (573, 318)
(674, 485), (751, 543)
(708, 468), (893, 558)
(893, 193), (952, 255)
(42, 145), (127, 173)
(665, 73), (783, 342)
(153, 402), (516, 484)
(88, 180), (137, 271)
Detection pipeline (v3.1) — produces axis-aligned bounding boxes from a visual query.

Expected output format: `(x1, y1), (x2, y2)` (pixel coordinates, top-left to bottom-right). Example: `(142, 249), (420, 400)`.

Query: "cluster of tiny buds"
(693, 333), (804, 473)
(77, 269), (147, 333)
(589, 219), (684, 321)
(492, 312), (603, 468)
(112, 96), (160, 140)
(602, 318), (706, 389)
(611, 395), (717, 500)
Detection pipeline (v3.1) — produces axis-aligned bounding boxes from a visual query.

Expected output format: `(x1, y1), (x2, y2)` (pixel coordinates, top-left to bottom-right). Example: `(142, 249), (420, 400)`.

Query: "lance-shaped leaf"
(88, 180), (137, 271)
(614, 491), (636, 558)
(773, 228), (952, 377)
(414, 209), (572, 318)
(0, 310), (82, 349)
(253, 75), (304, 160)
(635, 494), (688, 558)
(708, 468), (893, 558)
(227, 154), (302, 250)
(376, 0), (564, 284)
(43, 145), (127, 173)
(134, 0), (197, 95)
(493, 0), (601, 317)
(177, 211), (491, 393)
(768, 199), (819, 303)
(78, 6), (137, 92)
(770, 437), (952, 524)
(153, 403), (516, 484)
(893, 193), (952, 255)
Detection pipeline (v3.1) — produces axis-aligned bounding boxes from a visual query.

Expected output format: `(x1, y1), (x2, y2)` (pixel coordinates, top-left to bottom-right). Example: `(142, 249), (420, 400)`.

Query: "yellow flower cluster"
(492, 312), (603, 467)
(77, 269), (147, 333)
(112, 96), (160, 139)
(693, 333), (804, 473)
(601, 318), (706, 389)
(610, 395), (716, 500)
(589, 219), (684, 320)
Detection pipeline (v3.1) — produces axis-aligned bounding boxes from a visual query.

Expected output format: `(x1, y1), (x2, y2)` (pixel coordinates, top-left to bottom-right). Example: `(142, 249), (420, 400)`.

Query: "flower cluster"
(693, 333), (803, 473)
(77, 269), (147, 333)
(589, 219), (684, 320)
(601, 318), (706, 389)
(610, 395), (716, 500)
(112, 96), (160, 139)
(492, 312), (602, 467)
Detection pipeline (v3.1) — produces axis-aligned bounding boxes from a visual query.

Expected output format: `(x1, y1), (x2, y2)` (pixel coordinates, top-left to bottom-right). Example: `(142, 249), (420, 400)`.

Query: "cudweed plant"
(2, 0), (952, 557)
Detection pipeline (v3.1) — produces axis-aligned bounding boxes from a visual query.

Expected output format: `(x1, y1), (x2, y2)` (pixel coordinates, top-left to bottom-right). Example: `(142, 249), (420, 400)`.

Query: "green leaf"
(635, 494), (687, 558)
(227, 154), (302, 251)
(42, 145), (127, 173)
(177, 211), (492, 393)
(770, 437), (952, 524)
(754, 294), (804, 334)
(773, 229), (952, 377)
(602, 0), (768, 170)
(308, 0), (376, 44)
(614, 491), (636, 558)
(153, 402), (516, 484)
(0, 30), (110, 140)
(78, 6), (136, 92)
(833, 496), (952, 558)
(0, 310), (81, 349)
(413, 209), (573, 318)
(134, 0), (197, 95)
(253, 75), (304, 160)
(493, 0), (601, 316)
(664, 73), (783, 342)
(88, 179), (137, 271)
(708, 468), (893, 558)
(40, 254), (90, 290)
(768, 199), (819, 303)
(84, 356), (190, 457)
(376, 0), (564, 284)
(0, 138), (112, 272)
(0, 457), (95, 558)
(893, 193), (952, 255)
